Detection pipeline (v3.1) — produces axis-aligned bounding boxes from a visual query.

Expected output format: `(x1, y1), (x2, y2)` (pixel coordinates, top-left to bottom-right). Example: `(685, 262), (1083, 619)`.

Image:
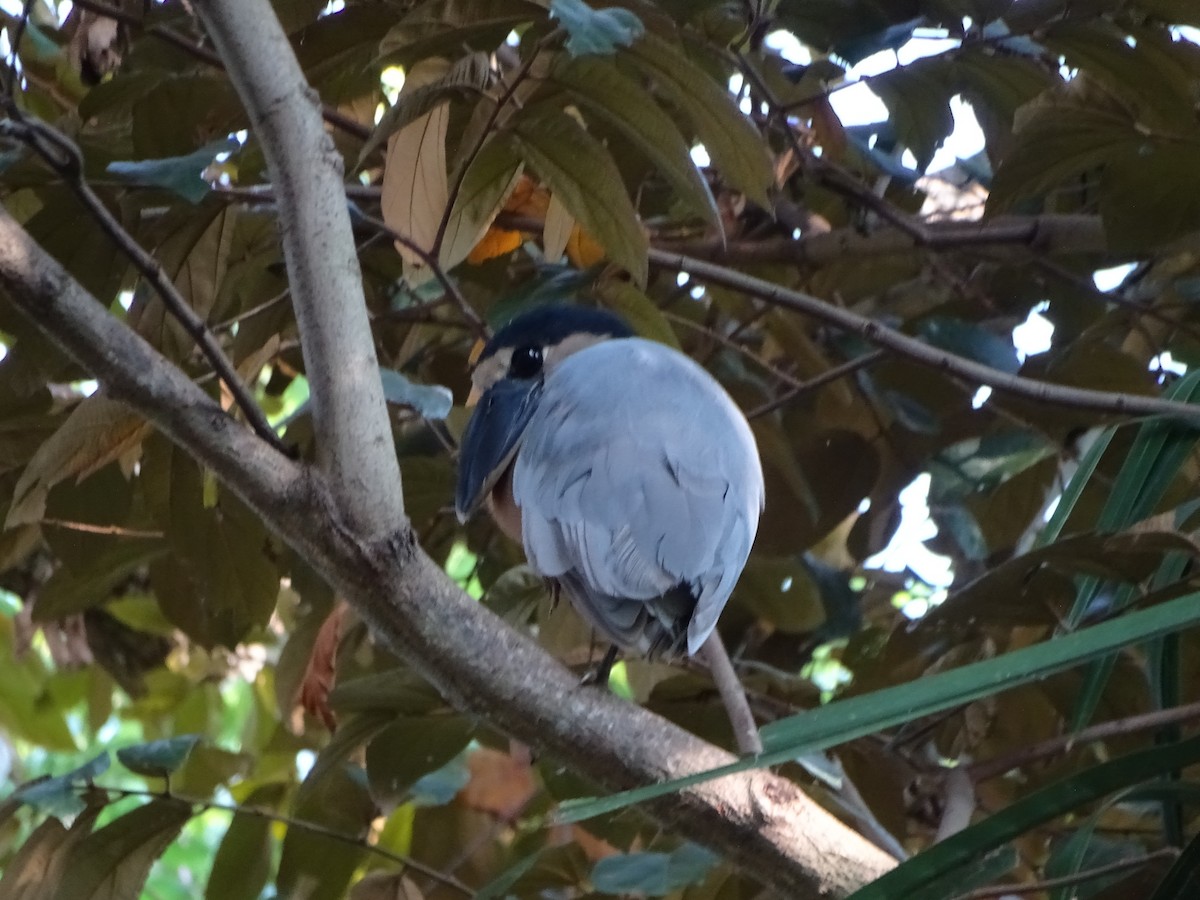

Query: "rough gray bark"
(194, 0), (404, 537)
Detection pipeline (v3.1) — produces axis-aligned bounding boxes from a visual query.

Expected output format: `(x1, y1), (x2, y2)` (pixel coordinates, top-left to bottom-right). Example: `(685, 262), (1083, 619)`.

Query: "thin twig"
(748, 349), (886, 419)
(1034, 255), (1200, 348)
(968, 700), (1200, 784)
(68, 0), (371, 140)
(93, 785), (473, 896)
(662, 310), (806, 391)
(0, 113), (291, 455)
(349, 206), (488, 340)
(41, 518), (164, 538)
(430, 31), (560, 258)
(950, 847), (1179, 900)
(649, 249), (1200, 430)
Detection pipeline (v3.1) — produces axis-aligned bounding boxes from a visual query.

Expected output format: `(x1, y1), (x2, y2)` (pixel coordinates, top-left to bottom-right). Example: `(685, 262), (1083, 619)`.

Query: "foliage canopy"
(2, 0), (1200, 897)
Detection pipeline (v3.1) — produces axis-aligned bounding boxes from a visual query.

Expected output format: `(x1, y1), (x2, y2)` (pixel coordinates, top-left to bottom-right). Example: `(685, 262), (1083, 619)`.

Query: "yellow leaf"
(381, 59), (451, 283)
(467, 227), (523, 264)
(566, 224), (606, 268)
(543, 192), (574, 263)
(506, 174), (550, 218)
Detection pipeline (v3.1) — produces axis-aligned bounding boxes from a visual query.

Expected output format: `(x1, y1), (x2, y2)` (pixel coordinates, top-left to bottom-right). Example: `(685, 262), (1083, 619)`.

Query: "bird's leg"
(580, 643), (620, 687)
(544, 577), (562, 610)
(701, 632), (763, 756)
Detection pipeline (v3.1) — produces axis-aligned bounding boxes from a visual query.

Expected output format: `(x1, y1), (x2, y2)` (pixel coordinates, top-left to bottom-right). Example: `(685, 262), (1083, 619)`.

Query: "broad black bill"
(455, 378), (544, 520)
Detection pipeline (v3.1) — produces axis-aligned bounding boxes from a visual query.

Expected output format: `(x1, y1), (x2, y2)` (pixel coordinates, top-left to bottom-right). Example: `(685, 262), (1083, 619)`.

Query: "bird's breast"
(485, 464), (524, 543)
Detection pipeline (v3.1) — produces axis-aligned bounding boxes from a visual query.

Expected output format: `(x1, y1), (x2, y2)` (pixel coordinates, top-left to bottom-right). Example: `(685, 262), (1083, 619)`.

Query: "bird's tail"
(557, 571), (696, 658)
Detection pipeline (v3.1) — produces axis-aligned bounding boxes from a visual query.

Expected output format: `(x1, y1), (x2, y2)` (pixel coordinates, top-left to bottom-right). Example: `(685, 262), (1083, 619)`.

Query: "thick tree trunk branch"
(221, 187), (1110, 266)
(651, 213), (1108, 265)
(192, 0), (403, 537)
(0, 207), (896, 896)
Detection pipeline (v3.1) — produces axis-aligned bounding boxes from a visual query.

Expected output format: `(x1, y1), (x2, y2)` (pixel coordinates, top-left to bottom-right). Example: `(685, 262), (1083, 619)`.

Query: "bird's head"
(455, 305), (633, 522)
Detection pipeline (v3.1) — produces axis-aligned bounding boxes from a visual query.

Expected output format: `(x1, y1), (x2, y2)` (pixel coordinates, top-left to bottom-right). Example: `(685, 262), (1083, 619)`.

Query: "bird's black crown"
(481, 305), (634, 360)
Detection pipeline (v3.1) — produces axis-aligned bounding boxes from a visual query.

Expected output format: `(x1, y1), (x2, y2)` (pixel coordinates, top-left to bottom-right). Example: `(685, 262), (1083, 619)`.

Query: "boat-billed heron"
(456, 305), (764, 666)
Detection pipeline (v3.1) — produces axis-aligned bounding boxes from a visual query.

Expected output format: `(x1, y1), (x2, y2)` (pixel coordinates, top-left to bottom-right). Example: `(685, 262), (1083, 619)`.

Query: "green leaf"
(1042, 21), (1198, 131)
(106, 139), (236, 204)
(0, 617), (79, 752)
(1100, 142), (1200, 253)
(988, 77), (1143, 212)
(474, 849), (544, 900)
(550, 0), (644, 57)
(327, 670), (444, 716)
(15, 754), (110, 820)
(1065, 372), (1200, 730)
(33, 540), (167, 621)
(365, 716), (474, 808)
(512, 108), (648, 284)
(594, 281), (679, 349)
(7, 394), (149, 528)
(205, 783), (286, 900)
(379, 0), (543, 66)
(847, 736), (1200, 899)
(116, 735), (201, 779)
(439, 134), (525, 269)
(626, 33), (773, 207)
(55, 800), (192, 900)
(1034, 429), (1114, 548)
(552, 56), (719, 228)
(409, 752), (472, 806)
(918, 317), (1020, 375)
(556, 592), (1200, 824)
(379, 368), (453, 419)
(591, 843), (718, 896)
(868, 60), (954, 172)
(1147, 823), (1200, 899)
(146, 442), (280, 649)
(277, 763), (375, 900)
(1042, 785), (1178, 900)
(302, 712), (394, 795)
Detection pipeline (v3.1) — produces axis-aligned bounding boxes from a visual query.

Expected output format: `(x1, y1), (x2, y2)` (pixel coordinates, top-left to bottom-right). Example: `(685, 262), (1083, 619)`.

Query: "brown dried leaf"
(65, 9), (128, 85)
(458, 746), (536, 819)
(298, 599), (348, 731)
(543, 192), (574, 263)
(7, 396), (149, 528)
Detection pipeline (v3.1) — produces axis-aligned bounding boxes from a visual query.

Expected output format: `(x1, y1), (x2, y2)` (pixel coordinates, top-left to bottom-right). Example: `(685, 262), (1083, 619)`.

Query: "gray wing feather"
(512, 338), (763, 655)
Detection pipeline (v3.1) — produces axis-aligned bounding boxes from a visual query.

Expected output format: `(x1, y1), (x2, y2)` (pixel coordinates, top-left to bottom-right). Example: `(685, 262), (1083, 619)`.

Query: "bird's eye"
(509, 345), (543, 379)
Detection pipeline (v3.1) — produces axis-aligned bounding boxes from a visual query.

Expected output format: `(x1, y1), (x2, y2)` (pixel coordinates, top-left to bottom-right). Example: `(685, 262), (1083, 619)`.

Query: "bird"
(456, 304), (764, 676)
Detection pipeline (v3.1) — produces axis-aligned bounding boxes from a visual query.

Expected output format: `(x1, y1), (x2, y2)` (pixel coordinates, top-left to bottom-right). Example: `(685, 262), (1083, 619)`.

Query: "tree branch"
(950, 848), (1178, 900)
(747, 350), (887, 419)
(193, 0), (404, 537)
(0, 112), (289, 455)
(1, 1), (900, 892)
(0, 205), (896, 895)
(92, 785), (474, 896)
(651, 213), (1109, 265)
(349, 206), (488, 340)
(649, 249), (1200, 429)
(967, 699), (1200, 784)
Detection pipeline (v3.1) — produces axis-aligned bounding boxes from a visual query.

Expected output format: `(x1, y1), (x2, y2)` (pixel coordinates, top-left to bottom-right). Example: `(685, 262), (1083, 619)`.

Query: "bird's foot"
(579, 644), (620, 688)
(544, 577), (562, 611)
